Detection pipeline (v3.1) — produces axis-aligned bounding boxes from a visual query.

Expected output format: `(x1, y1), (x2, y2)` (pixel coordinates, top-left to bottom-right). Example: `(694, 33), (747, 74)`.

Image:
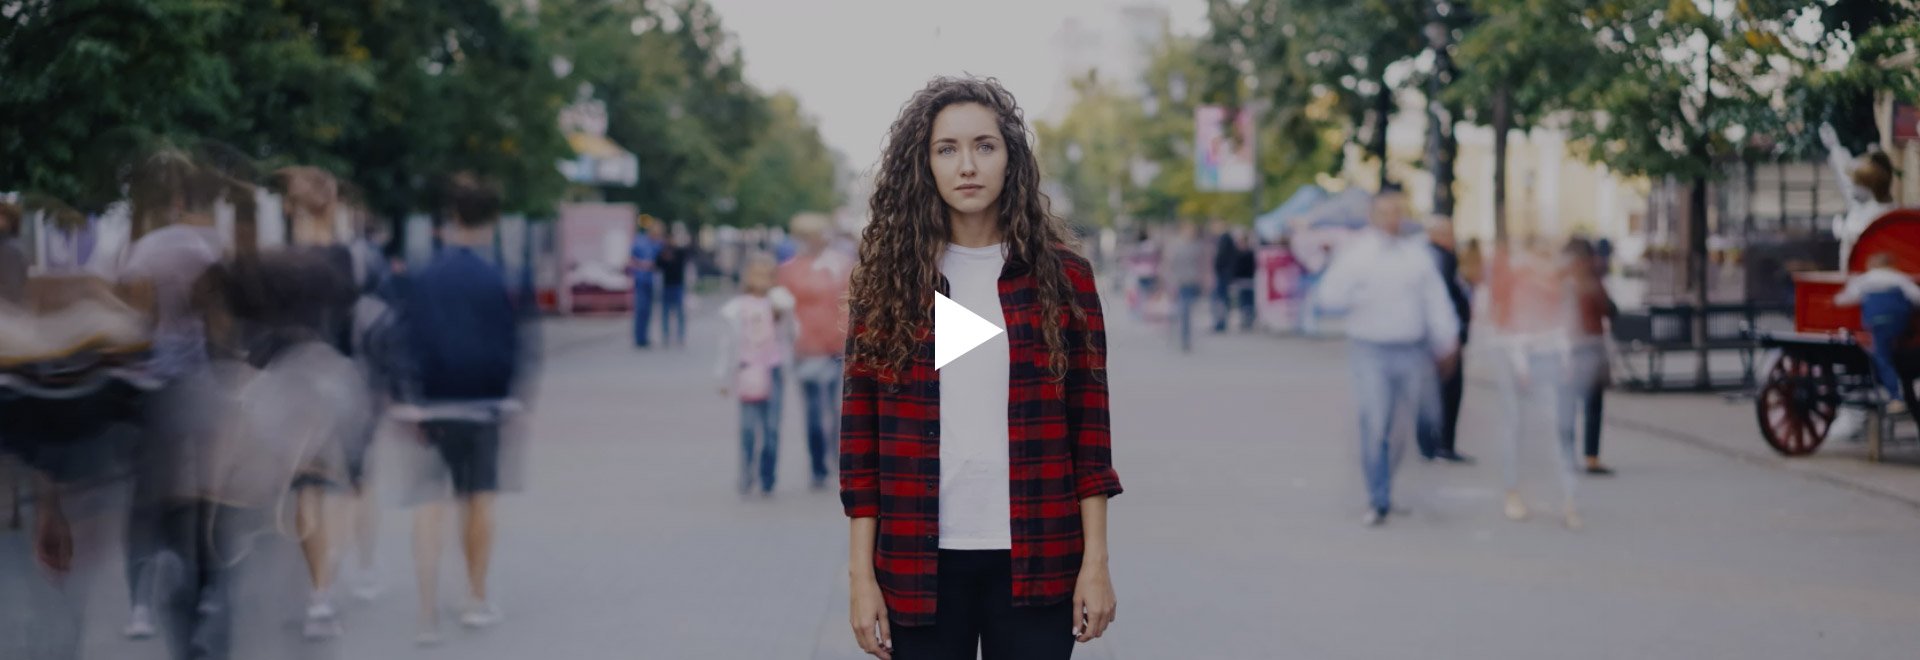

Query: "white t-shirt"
(937, 243), (1012, 550)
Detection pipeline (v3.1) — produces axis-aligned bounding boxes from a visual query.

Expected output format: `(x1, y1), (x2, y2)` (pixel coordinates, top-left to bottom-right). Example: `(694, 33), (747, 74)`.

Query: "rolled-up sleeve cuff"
(1074, 469), (1124, 502)
(841, 487), (880, 519)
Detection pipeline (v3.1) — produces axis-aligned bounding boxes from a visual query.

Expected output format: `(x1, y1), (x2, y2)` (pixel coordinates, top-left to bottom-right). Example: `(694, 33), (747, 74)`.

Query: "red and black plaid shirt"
(840, 249), (1123, 628)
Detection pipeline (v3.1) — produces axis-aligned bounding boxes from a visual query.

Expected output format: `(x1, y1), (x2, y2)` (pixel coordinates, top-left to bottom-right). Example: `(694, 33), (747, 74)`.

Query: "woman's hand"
(850, 576), (892, 659)
(1073, 563), (1117, 643)
(34, 490), (73, 578)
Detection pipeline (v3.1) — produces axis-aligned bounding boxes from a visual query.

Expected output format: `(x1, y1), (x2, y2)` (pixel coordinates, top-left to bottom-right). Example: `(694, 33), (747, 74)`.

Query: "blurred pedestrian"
(1835, 252), (1920, 415)
(778, 212), (852, 491)
(628, 219), (663, 348)
(1566, 239), (1620, 476)
(1821, 122), (1897, 265)
(272, 165), (367, 639)
(1417, 216), (1474, 464)
(1162, 220), (1211, 353)
(657, 232), (690, 348)
(1211, 219), (1237, 333)
(398, 174), (523, 643)
(1313, 183), (1459, 526)
(1231, 230), (1257, 331)
(0, 202), (24, 304)
(114, 154), (225, 641)
(717, 254), (794, 496)
(1459, 237), (1485, 289)
(842, 76), (1122, 660)
(1488, 236), (1584, 529)
(1127, 227), (1160, 319)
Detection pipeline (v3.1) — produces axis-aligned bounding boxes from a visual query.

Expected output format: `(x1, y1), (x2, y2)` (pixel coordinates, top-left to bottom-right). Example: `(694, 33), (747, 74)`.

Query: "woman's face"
(928, 102), (1007, 217)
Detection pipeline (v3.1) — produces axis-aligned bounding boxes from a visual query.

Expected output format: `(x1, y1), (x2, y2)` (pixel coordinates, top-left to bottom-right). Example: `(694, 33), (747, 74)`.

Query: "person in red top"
(840, 76), (1122, 660)
(778, 212), (853, 490)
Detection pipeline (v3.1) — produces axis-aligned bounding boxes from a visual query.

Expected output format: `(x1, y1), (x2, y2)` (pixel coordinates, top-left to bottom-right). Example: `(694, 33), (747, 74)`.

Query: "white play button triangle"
(934, 292), (1005, 370)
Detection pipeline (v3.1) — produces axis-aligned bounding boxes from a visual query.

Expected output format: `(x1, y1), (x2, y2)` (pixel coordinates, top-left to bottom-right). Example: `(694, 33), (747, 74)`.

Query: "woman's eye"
(977, 143), (995, 154)
(938, 145), (956, 156)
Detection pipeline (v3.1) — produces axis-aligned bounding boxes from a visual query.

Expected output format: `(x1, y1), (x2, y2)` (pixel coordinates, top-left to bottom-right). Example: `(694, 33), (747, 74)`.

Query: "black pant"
(1583, 383), (1605, 458)
(153, 502), (247, 660)
(890, 550), (1076, 660)
(1419, 357), (1466, 458)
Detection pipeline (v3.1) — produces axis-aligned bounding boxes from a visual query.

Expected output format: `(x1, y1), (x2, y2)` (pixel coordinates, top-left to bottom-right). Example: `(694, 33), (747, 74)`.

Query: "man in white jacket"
(1314, 184), (1460, 526)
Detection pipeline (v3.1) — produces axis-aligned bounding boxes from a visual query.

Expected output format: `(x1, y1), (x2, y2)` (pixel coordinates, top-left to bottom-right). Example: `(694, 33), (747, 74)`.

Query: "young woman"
(1564, 239), (1617, 476)
(840, 76), (1122, 660)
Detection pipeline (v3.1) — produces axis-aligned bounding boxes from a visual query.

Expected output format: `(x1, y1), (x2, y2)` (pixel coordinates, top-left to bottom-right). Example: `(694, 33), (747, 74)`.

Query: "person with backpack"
(716, 253), (795, 497)
(395, 174), (525, 643)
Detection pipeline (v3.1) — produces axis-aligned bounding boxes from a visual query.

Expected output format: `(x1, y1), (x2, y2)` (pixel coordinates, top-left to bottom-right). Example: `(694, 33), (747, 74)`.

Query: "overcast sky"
(703, 0), (1207, 176)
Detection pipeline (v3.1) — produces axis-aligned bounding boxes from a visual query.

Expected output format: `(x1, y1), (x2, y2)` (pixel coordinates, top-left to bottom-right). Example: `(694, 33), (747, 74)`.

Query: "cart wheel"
(1755, 353), (1839, 456)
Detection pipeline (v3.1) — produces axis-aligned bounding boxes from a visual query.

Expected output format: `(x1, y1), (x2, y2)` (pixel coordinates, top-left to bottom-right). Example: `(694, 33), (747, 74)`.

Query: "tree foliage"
(1, 0), (841, 227)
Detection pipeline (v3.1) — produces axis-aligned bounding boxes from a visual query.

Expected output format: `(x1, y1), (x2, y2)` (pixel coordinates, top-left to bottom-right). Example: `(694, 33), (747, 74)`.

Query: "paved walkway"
(17, 288), (1920, 659)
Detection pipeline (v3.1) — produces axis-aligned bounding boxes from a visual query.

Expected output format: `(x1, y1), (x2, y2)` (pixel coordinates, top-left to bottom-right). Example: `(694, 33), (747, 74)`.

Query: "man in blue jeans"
(1837, 252), (1920, 413)
(1163, 220), (1212, 353)
(1313, 184), (1460, 526)
(777, 213), (852, 490)
(628, 221), (662, 348)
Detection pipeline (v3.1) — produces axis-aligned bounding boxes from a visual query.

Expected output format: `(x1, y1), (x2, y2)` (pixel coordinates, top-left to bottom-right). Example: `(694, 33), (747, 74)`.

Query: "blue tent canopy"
(1253, 184), (1328, 241)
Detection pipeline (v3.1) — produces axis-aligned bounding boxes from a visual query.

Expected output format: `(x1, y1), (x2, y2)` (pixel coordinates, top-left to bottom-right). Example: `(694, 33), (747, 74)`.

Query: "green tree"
(1037, 74), (1146, 230)
(726, 92), (842, 227)
(1448, 0), (1592, 239)
(0, 0), (572, 226)
(1204, 0), (1428, 188)
(1, 0), (250, 211)
(539, 0), (777, 227)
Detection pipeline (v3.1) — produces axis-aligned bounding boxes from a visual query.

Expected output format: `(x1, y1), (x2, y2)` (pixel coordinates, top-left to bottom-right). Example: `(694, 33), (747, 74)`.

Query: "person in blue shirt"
(629, 221), (663, 348)
(399, 174), (525, 642)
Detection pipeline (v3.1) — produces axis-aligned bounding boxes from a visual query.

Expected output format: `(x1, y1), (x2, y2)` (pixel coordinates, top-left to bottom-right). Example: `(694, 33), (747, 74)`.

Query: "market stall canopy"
(1253, 184), (1328, 242)
(1288, 187), (1373, 235)
(560, 132), (639, 187)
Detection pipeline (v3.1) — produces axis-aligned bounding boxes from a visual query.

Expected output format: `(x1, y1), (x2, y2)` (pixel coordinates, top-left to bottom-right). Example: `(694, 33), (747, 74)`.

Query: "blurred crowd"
(1113, 183), (1624, 529)
(2, 150), (536, 658)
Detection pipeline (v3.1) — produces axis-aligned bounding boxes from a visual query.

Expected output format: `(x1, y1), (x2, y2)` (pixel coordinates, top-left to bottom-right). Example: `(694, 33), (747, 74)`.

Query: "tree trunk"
(1424, 0), (1457, 217)
(1491, 85), (1511, 241)
(1373, 77), (1393, 187)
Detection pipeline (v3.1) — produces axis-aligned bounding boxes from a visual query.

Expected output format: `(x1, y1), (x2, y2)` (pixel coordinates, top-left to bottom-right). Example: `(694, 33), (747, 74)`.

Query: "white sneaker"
(415, 622), (443, 647)
(460, 603), (504, 629)
(1831, 408), (1866, 440)
(351, 575), (384, 602)
(124, 606), (156, 639)
(304, 597), (341, 640)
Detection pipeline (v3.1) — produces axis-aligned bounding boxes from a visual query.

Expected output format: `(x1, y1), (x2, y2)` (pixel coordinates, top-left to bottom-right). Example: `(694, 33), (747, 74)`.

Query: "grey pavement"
(25, 288), (1920, 659)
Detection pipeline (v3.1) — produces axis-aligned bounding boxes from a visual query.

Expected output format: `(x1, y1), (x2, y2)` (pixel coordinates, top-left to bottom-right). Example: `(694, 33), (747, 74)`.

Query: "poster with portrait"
(1195, 106), (1256, 193)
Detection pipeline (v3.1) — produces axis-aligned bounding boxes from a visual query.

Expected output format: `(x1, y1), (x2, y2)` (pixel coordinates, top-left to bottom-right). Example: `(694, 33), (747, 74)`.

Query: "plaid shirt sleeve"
(839, 324), (882, 518)
(1063, 254), (1123, 502)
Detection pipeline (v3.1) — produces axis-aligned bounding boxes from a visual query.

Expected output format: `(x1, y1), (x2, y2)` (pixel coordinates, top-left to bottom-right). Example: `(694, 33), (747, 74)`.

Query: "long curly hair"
(849, 76), (1085, 381)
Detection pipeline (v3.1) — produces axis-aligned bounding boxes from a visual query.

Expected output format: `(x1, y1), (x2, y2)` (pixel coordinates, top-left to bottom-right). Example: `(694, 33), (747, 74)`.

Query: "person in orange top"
(776, 212), (853, 491)
(1487, 236), (1587, 529)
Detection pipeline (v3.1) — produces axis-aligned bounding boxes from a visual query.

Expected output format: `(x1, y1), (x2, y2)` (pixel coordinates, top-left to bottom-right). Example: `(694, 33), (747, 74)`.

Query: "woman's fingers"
(1090, 602), (1114, 639)
(851, 610), (892, 659)
(1073, 596), (1092, 643)
(852, 618), (877, 655)
(1073, 596), (1116, 643)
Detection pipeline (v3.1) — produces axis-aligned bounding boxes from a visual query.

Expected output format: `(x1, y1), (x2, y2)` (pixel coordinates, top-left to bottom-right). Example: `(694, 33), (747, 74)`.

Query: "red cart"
(1756, 209), (1920, 456)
